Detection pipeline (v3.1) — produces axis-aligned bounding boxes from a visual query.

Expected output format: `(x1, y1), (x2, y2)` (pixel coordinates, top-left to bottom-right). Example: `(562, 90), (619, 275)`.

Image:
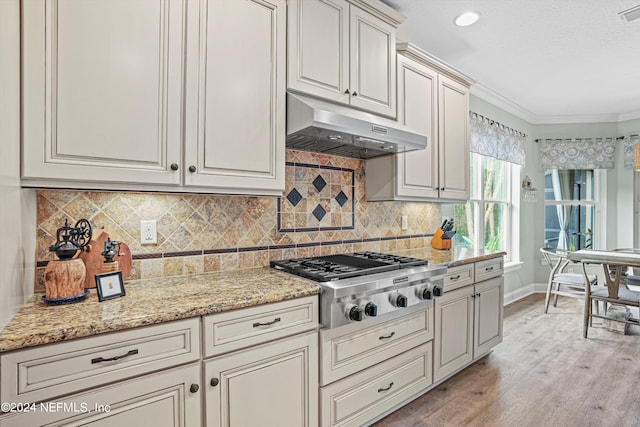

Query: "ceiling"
(381, 0), (640, 124)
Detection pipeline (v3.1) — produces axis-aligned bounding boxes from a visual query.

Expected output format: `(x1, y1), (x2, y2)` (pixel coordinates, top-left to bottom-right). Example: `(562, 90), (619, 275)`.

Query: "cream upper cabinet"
(365, 43), (474, 202)
(287, 0), (403, 118)
(21, 0), (185, 186)
(183, 0), (285, 195)
(22, 0), (286, 196)
(438, 74), (470, 201)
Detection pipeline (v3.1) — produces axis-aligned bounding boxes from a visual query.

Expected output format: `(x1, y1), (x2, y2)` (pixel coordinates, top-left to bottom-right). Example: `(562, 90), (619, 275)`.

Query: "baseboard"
(504, 284), (535, 305)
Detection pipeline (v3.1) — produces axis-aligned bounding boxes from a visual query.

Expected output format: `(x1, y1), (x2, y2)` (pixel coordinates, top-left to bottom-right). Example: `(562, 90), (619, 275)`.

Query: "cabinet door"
(204, 331), (318, 427)
(395, 55), (438, 199)
(184, 0), (285, 195)
(0, 364), (201, 427)
(22, 0), (184, 186)
(474, 277), (504, 358)
(349, 5), (396, 117)
(287, 0), (350, 104)
(433, 286), (474, 382)
(437, 74), (469, 200)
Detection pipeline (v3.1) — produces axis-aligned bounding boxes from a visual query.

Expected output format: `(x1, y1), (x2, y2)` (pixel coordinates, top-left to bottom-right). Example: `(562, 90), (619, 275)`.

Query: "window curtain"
(469, 112), (526, 165)
(550, 170), (575, 250)
(622, 134), (640, 168)
(538, 138), (616, 169)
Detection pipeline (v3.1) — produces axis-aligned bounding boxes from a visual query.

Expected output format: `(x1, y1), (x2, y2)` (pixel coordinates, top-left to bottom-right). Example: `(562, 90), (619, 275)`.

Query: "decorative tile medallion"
(278, 162), (355, 232)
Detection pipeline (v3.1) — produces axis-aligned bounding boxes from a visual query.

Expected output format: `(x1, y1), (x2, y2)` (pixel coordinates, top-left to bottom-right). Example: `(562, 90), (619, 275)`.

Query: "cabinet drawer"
(320, 306), (432, 386)
(320, 343), (432, 427)
(475, 257), (504, 282)
(203, 296), (318, 357)
(0, 318), (200, 405)
(444, 264), (474, 291)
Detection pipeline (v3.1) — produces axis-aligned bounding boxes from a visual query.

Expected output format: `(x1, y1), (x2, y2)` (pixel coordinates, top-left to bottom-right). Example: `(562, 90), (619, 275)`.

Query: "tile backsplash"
(34, 150), (441, 291)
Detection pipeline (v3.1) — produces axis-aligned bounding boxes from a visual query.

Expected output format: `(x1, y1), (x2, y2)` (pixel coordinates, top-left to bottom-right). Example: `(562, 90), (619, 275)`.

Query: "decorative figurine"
(43, 219), (92, 303)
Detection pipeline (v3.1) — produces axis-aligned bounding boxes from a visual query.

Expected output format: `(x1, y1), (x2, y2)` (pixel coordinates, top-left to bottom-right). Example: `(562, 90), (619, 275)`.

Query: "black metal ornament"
(101, 238), (122, 263)
(49, 218), (93, 260)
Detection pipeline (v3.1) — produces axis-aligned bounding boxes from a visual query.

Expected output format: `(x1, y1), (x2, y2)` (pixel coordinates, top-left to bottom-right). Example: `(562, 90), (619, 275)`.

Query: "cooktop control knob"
(421, 288), (433, 300)
(432, 285), (443, 297)
(348, 305), (364, 321)
(395, 294), (408, 308)
(364, 302), (378, 317)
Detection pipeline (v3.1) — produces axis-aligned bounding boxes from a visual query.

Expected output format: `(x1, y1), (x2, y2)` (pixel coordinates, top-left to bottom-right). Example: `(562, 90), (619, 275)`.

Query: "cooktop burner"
(270, 251), (428, 282)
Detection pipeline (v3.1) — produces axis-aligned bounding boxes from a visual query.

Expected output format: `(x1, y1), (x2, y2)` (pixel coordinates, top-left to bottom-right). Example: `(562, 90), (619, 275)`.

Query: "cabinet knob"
(352, 91), (358, 97)
(190, 384), (199, 393)
(344, 89), (350, 94)
(170, 163), (179, 171)
(188, 165), (196, 173)
(210, 378), (219, 387)
(441, 187), (445, 191)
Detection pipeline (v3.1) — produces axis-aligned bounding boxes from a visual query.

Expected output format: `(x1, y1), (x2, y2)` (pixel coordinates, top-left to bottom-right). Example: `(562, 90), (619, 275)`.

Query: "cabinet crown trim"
(350, 0), (406, 26)
(396, 42), (476, 87)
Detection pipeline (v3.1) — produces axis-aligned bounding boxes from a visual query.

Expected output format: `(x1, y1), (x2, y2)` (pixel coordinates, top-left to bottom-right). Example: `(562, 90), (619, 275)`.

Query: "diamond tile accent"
(335, 190), (348, 207)
(286, 188), (303, 207)
(312, 175), (327, 192)
(312, 204), (327, 221)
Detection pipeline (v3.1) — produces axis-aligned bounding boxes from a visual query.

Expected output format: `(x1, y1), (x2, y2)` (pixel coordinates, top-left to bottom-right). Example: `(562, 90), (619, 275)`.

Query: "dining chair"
(581, 262), (640, 338)
(540, 247), (598, 314)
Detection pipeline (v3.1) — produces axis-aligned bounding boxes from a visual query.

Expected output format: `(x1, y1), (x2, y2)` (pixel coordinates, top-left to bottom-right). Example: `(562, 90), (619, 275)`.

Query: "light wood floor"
(373, 293), (640, 427)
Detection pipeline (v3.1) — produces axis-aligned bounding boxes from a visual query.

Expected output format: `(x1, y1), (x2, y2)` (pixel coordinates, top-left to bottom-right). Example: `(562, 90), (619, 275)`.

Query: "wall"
(0, 0), (37, 329)
(34, 150), (441, 291)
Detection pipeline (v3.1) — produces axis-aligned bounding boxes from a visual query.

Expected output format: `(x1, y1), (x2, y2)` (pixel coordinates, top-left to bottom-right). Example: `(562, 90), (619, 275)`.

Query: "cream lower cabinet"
(433, 258), (504, 383)
(366, 43), (474, 202)
(0, 364), (202, 427)
(22, 0), (286, 196)
(204, 331), (318, 427)
(287, 0), (402, 118)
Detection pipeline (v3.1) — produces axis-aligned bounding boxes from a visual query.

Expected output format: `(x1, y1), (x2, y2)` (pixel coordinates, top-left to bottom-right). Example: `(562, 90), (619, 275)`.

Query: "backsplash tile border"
(278, 161), (355, 232)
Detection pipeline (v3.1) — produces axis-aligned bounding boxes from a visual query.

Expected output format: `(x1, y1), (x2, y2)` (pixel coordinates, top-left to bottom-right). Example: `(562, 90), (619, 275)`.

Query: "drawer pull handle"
(485, 266), (494, 271)
(379, 332), (395, 340)
(211, 378), (219, 387)
(378, 382), (394, 392)
(450, 274), (461, 280)
(253, 317), (281, 328)
(91, 349), (138, 364)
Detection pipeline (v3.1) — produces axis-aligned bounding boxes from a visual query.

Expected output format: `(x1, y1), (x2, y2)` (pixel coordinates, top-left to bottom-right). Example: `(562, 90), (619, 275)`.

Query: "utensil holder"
(430, 228), (452, 250)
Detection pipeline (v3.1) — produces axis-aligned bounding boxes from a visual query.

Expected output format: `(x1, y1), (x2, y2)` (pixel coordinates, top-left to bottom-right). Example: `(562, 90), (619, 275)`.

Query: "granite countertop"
(0, 267), (320, 353)
(0, 247), (505, 354)
(391, 246), (506, 268)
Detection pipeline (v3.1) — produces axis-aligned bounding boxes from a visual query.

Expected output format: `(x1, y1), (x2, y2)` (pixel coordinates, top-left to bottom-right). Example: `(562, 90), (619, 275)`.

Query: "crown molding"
(618, 110), (640, 122)
(469, 84), (539, 124)
(471, 83), (640, 125)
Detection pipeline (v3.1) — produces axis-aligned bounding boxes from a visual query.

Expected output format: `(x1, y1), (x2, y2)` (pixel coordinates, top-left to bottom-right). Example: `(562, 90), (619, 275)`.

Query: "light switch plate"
(401, 215), (408, 230)
(140, 220), (157, 244)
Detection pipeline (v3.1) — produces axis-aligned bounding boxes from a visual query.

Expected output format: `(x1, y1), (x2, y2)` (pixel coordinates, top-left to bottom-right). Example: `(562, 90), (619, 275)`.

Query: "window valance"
(538, 138), (616, 170)
(469, 112), (526, 165)
(622, 134), (640, 169)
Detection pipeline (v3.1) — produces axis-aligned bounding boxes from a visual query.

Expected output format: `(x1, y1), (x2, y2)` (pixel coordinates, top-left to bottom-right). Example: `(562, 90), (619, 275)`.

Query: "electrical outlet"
(140, 220), (157, 244)
(401, 215), (408, 230)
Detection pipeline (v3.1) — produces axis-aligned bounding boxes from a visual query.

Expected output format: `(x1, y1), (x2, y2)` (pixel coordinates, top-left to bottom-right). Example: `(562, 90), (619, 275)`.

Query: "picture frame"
(95, 271), (126, 302)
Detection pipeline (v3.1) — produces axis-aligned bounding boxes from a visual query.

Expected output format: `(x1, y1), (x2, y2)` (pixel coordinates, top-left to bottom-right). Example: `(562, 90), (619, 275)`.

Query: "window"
(544, 169), (594, 250)
(453, 153), (518, 262)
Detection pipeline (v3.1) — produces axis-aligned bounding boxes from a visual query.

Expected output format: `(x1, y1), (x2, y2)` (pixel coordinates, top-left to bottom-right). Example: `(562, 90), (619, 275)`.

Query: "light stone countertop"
(0, 267), (320, 353)
(0, 247), (505, 353)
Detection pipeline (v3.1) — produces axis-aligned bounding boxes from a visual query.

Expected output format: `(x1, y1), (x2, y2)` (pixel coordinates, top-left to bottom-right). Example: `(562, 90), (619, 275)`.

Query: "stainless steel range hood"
(286, 93), (427, 159)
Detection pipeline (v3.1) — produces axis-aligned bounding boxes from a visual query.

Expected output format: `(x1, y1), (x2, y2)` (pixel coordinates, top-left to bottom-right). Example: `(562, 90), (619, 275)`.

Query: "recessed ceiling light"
(455, 11), (480, 27)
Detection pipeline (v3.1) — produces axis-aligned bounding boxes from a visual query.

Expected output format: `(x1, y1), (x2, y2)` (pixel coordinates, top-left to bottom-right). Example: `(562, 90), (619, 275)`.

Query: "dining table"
(567, 248), (640, 298)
